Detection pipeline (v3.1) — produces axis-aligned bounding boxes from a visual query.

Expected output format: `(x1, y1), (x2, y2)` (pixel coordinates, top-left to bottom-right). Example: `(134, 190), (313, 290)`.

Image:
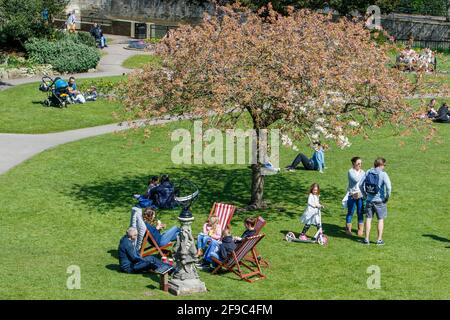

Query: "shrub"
(53, 31), (97, 48)
(0, 0), (69, 46)
(25, 38), (101, 73)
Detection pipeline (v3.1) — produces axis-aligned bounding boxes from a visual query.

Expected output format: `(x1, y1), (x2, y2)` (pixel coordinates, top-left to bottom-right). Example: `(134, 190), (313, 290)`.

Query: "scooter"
(285, 210), (328, 245)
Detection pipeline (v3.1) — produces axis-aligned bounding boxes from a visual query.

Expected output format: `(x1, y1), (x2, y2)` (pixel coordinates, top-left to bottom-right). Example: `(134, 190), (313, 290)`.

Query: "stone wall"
(69, 0), (215, 23)
(381, 14), (450, 41)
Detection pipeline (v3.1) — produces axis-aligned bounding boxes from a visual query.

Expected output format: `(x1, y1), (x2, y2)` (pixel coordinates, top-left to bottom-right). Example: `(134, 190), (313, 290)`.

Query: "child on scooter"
(299, 183), (324, 241)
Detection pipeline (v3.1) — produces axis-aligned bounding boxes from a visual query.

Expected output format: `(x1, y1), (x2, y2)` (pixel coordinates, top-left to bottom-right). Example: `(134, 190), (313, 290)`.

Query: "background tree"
(0, 0), (68, 47)
(125, 3), (424, 209)
(225, 0), (401, 15)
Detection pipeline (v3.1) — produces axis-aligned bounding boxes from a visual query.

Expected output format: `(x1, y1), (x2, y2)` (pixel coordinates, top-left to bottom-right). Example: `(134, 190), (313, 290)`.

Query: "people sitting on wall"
(90, 23), (107, 49)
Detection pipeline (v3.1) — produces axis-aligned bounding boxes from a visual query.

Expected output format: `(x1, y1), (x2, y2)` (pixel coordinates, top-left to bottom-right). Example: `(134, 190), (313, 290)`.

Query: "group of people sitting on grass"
(117, 148), (394, 281)
(118, 173), (262, 276)
(55, 76), (97, 105)
(422, 98), (450, 123)
(397, 47), (435, 72)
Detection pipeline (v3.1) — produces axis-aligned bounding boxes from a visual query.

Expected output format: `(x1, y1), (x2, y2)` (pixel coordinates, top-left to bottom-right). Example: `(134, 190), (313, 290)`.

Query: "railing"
(149, 24), (178, 39)
(396, 39), (450, 51)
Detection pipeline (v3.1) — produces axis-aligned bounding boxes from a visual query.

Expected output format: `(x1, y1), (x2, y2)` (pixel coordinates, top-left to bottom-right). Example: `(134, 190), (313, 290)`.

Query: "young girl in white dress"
(299, 183), (324, 241)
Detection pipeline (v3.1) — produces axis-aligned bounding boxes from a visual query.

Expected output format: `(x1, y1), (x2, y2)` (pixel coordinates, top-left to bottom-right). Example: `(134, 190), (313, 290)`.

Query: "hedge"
(25, 38), (100, 73)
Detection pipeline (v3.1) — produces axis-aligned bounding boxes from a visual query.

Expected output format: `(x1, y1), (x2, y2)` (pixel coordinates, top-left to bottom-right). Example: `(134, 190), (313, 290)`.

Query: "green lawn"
(122, 54), (162, 69)
(0, 76), (126, 134)
(0, 120), (448, 299)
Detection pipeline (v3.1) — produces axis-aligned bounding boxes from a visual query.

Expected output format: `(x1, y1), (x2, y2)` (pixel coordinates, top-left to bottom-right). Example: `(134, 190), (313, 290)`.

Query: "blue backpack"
(364, 171), (380, 195)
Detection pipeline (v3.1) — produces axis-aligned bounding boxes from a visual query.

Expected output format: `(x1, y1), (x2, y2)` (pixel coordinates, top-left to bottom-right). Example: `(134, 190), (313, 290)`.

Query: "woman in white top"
(345, 157), (365, 236)
(299, 183), (323, 241)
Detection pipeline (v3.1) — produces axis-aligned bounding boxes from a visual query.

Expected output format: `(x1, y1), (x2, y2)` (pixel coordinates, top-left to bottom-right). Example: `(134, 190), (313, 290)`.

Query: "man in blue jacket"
(149, 175), (177, 209)
(359, 157), (392, 246)
(118, 227), (173, 274)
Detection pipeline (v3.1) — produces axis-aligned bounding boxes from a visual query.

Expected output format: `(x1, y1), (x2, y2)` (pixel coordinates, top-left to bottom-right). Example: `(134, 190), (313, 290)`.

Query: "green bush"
(53, 31), (97, 48)
(25, 38), (101, 73)
(0, 0), (69, 46)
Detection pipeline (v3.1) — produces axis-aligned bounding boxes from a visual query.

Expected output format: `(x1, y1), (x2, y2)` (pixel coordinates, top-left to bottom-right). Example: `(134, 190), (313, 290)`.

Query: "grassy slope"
(122, 54), (162, 69)
(0, 120), (448, 300)
(0, 76), (125, 134)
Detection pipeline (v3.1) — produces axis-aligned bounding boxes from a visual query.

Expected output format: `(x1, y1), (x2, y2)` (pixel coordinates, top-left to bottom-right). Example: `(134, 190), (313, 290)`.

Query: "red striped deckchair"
(211, 234), (266, 282)
(208, 202), (236, 233)
(140, 230), (173, 258)
(244, 216), (270, 268)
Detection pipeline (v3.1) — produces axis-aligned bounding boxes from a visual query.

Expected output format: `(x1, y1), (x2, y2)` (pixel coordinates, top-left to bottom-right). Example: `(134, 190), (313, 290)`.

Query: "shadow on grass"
(67, 166), (343, 222)
(280, 222), (362, 243)
(423, 234), (450, 247)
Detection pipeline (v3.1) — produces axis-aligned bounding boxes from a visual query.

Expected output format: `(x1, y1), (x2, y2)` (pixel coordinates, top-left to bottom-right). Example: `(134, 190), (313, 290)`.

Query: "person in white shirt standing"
(345, 157), (365, 236)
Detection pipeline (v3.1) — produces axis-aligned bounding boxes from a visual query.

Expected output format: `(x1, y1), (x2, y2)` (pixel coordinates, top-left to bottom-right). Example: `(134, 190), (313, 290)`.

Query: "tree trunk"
(248, 119), (266, 210)
(249, 163), (265, 210)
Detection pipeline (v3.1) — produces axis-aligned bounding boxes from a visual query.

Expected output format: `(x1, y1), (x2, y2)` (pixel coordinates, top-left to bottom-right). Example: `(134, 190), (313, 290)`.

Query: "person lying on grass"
(118, 227), (173, 274)
(299, 183), (324, 241)
(196, 216), (221, 257)
(142, 208), (180, 247)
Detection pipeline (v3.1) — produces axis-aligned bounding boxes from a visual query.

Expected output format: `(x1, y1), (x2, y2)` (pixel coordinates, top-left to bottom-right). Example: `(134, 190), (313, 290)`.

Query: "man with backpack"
(359, 157), (392, 245)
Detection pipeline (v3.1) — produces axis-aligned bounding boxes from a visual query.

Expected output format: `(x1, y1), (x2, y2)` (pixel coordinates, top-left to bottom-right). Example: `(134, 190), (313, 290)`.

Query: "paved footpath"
(0, 114), (195, 176)
(0, 35), (145, 90)
(0, 36), (156, 175)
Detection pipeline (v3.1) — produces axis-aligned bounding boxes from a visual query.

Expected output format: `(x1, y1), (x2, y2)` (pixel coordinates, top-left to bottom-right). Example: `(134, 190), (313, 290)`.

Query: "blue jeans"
(146, 223), (180, 247)
(131, 255), (164, 273)
(159, 226), (180, 246)
(197, 233), (212, 250)
(203, 239), (220, 263)
(346, 196), (364, 224)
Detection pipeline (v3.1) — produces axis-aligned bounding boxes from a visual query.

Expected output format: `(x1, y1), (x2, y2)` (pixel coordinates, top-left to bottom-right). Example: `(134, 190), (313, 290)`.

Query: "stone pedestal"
(168, 216), (207, 296)
(168, 278), (207, 296)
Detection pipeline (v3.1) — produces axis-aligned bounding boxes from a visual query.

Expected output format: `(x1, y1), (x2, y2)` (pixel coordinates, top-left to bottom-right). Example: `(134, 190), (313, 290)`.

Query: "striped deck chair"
(208, 202), (236, 233)
(140, 230), (173, 258)
(244, 216), (270, 268)
(211, 234), (266, 283)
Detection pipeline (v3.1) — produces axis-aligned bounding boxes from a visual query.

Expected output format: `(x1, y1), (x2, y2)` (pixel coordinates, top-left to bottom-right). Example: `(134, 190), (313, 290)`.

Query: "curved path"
(0, 35), (157, 175)
(0, 114), (196, 176)
(0, 35), (145, 90)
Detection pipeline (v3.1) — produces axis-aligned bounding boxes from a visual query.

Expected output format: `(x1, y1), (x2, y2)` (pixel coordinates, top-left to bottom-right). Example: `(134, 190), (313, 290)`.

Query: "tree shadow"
(280, 222), (361, 243)
(423, 234), (450, 248)
(66, 166), (344, 222)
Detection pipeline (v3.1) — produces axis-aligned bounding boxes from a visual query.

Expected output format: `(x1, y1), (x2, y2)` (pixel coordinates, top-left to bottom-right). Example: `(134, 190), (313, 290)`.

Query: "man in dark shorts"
(359, 158), (392, 245)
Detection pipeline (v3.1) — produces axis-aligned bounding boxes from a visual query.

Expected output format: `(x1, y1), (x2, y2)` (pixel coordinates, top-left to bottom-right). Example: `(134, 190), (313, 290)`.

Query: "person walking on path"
(345, 157), (365, 236)
(359, 157), (392, 245)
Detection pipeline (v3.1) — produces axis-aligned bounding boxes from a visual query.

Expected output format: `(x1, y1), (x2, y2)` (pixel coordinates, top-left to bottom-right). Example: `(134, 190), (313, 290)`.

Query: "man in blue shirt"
(118, 227), (173, 274)
(286, 141), (325, 173)
(359, 157), (392, 246)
